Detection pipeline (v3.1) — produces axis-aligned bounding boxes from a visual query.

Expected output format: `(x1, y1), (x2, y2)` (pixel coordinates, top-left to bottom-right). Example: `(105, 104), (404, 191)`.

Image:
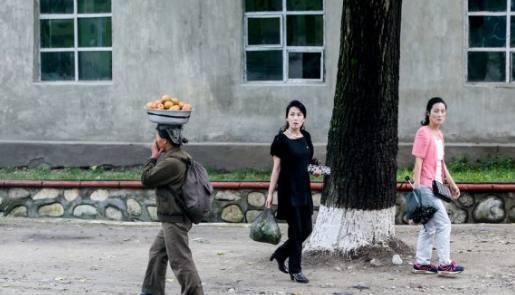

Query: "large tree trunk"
(305, 0), (402, 254)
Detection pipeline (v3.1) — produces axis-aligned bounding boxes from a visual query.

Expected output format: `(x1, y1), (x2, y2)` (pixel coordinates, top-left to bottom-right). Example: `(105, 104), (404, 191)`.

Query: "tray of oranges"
(144, 95), (192, 125)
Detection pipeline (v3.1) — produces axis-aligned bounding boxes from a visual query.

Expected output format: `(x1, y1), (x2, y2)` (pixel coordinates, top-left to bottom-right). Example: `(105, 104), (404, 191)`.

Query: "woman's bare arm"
(265, 156), (281, 208)
(412, 157), (423, 188)
(444, 163), (460, 198)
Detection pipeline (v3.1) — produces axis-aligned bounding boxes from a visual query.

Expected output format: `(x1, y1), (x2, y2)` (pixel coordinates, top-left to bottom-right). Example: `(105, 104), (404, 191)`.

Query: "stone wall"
(1, 187), (513, 224)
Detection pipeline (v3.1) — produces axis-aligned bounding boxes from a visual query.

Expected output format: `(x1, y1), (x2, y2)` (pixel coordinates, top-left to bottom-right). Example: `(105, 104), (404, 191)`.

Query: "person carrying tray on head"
(138, 123), (204, 295)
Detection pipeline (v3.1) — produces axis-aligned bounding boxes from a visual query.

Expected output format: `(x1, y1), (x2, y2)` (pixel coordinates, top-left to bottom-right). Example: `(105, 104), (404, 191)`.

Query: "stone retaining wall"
(1, 187), (513, 223)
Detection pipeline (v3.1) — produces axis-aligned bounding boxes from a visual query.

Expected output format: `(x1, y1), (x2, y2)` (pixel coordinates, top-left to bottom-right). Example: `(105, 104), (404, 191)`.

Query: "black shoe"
(269, 253), (288, 274)
(290, 272), (309, 283)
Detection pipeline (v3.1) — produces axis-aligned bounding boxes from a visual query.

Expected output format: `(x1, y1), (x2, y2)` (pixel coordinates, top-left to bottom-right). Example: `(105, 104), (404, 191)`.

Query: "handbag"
(405, 187), (439, 224)
(307, 164), (331, 175)
(432, 180), (453, 202)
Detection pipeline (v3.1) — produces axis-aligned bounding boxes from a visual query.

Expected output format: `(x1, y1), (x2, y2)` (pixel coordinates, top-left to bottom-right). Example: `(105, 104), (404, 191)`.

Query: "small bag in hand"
(432, 180), (453, 202)
(405, 187), (439, 224)
(249, 208), (281, 245)
(307, 164), (331, 175)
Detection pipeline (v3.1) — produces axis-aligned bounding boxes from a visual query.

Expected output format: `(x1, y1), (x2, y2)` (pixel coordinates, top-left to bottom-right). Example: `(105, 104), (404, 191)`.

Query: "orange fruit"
(164, 101), (174, 109)
(182, 103), (192, 111)
(169, 105), (180, 111)
(160, 95), (172, 103)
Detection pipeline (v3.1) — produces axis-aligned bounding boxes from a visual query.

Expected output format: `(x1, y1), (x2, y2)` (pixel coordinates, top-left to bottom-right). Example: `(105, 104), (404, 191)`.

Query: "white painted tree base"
(304, 205), (395, 254)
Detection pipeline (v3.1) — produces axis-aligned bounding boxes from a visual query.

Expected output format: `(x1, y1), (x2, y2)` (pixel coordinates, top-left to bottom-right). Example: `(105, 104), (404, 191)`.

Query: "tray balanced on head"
(145, 108), (191, 125)
(144, 95), (193, 125)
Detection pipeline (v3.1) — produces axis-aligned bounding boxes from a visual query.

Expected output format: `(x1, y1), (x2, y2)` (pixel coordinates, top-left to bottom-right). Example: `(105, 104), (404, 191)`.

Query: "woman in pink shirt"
(411, 97), (464, 277)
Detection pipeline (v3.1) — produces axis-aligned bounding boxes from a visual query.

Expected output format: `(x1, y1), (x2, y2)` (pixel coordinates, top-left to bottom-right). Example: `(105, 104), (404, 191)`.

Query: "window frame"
(243, 0), (325, 84)
(466, 0), (515, 85)
(38, 0), (112, 83)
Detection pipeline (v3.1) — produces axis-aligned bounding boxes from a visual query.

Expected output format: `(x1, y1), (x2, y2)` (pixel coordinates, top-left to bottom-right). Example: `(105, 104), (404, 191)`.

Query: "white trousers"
(415, 196), (452, 265)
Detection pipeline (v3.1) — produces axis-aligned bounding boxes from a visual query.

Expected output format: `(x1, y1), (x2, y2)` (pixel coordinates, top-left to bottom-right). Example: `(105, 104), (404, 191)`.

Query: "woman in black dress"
(265, 100), (320, 283)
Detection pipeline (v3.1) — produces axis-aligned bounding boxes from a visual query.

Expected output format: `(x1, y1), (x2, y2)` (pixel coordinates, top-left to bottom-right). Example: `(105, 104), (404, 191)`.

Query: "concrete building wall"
(0, 0), (513, 169)
(399, 0), (515, 144)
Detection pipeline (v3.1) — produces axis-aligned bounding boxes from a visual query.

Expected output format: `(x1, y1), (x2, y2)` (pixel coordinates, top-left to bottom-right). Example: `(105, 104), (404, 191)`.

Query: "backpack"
(172, 157), (214, 224)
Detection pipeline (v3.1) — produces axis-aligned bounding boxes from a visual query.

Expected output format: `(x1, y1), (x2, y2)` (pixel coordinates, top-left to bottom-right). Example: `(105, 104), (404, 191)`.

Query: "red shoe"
(412, 263), (438, 274)
(438, 261), (464, 277)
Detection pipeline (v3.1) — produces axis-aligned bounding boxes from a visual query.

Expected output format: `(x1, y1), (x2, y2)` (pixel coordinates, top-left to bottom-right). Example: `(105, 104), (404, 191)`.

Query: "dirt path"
(0, 218), (513, 295)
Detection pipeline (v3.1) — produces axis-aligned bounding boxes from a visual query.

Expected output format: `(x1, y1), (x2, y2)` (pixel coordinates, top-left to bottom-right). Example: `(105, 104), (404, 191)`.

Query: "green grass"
(0, 166), (273, 182)
(398, 156), (515, 182)
(0, 157), (513, 182)
(0, 167), (141, 181)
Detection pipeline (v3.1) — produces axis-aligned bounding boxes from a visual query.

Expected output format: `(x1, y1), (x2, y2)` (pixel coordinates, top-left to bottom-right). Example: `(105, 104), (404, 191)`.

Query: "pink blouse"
(411, 126), (446, 187)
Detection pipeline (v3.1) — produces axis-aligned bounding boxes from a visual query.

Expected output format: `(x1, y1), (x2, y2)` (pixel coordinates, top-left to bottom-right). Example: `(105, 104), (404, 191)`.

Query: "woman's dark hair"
(281, 100), (307, 132)
(421, 97), (447, 126)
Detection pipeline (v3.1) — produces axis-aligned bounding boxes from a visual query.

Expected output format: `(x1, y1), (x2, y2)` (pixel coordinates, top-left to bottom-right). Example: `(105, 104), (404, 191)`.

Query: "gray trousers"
(415, 197), (452, 266)
(142, 222), (204, 295)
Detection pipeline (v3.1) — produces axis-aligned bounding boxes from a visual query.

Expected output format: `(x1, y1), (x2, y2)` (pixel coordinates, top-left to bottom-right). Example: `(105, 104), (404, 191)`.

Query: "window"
(244, 0), (324, 83)
(39, 0), (112, 81)
(467, 0), (515, 83)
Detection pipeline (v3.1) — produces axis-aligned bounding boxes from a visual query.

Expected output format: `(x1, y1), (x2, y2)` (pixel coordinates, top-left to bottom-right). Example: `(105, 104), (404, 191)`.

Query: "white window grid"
(39, 0), (112, 82)
(243, 0), (325, 84)
(466, 0), (515, 83)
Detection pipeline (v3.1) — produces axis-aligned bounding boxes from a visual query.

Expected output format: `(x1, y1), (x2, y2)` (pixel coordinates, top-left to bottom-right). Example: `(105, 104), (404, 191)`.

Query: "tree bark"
(305, 0), (402, 254)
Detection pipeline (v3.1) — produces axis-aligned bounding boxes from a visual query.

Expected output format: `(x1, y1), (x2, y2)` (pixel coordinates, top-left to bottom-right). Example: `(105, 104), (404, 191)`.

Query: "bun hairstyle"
(421, 97), (447, 126)
(280, 100), (307, 132)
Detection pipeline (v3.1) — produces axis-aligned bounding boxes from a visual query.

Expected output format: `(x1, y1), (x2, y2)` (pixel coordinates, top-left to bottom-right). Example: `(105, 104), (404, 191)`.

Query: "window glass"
(512, 53), (515, 80)
(468, 52), (505, 82)
(287, 0), (323, 11)
(40, 0), (74, 14)
(288, 52), (321, 79)
(287, 15), (323, 46)
(79, 51), (112, 80)
(246, 51), (283, 81)
(468, 0), (506, 12)
(78, 17), (112, 47)
(41, 19), (74, 48)
(243, 0), (324, 82)
(248, 18), (281, 45)
(41, 52), (75, 81)
(40, 0), (112, 81)
(245, 0), (282, 12)
(511, 18), (515, 46)
(469, 16), (506, 47)
(78, 0), (111, 13)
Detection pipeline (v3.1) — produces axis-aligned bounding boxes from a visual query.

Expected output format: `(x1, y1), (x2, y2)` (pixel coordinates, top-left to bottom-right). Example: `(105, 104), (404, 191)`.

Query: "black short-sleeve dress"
(270, 130), (314, 220)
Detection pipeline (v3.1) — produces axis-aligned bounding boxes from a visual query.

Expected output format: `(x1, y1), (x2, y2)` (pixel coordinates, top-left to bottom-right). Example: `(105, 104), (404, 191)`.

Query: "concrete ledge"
(397, 142), (515, 167)
(0, 141), (310, 170)
(1, 140), (514, 170)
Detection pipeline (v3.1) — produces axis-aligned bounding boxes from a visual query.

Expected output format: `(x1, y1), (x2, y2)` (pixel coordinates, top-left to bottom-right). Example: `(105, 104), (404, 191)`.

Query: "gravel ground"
(0, 217), (513, 295)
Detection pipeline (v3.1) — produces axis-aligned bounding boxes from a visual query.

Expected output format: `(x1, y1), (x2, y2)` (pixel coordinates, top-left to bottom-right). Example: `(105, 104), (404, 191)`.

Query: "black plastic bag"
(249, 209), (281, 245)
(405, 187), (439, 224)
